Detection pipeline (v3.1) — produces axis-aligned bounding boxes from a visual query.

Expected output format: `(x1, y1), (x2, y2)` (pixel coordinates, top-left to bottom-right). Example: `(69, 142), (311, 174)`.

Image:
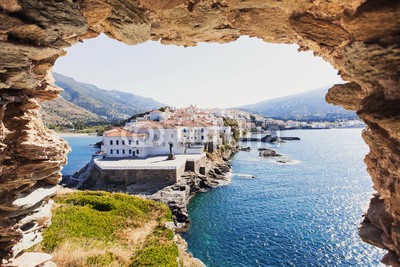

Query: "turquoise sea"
(61, 135), (101, 175)
(182, 129), (385, 266)
(63, 129), (385, 266)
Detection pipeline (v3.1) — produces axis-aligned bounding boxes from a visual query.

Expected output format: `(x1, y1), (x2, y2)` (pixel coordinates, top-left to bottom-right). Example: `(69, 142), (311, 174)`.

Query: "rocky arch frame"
(0, 0), (399, 265)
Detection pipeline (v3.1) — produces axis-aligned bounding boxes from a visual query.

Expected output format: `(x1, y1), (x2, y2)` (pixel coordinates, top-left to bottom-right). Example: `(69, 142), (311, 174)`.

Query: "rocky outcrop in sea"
(258, 148), (282, 158)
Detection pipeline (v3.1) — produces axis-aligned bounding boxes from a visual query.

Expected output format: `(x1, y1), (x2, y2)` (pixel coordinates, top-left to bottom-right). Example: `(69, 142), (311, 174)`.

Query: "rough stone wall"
(0, 0), (399, 265)
(91, 165), (178, 190)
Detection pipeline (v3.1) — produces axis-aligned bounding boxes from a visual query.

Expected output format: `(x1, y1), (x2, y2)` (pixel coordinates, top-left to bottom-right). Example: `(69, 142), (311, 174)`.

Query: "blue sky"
(54, 34), (343, 108)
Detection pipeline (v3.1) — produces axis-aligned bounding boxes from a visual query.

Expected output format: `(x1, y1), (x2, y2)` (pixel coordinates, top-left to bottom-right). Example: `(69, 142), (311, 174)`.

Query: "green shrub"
(130, 244), (178, 267)
(232, 128), (240, 142)
(86, 252), (118, 265)
(223, 118), (238, 127)
(130, 228), (178, 267)
(220, 144), (232, 152)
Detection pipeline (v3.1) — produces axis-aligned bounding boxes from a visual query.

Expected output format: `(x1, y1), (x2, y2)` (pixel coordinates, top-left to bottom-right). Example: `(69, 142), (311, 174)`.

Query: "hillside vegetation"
(40, 96), (105, 126)
(39, 73), (165, 129)
(54, 72), (164, 121)
(238, 86), (357, 122)
(31, 191), (178, 267)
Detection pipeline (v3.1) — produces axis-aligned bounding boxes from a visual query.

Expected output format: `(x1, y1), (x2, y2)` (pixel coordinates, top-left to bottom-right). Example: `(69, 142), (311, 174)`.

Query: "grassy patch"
(33, 191), (178, 267)
(130, 227), (178, 267)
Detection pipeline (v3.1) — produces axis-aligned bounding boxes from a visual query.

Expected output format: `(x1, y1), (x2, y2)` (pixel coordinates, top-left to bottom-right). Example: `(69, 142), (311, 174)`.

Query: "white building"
(102, 120), (232, 158)
(148, 110), (167, 121)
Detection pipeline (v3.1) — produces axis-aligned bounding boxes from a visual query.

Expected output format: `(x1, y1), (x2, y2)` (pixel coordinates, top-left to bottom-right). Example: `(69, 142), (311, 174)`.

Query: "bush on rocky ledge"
(30, 191), (178, 267)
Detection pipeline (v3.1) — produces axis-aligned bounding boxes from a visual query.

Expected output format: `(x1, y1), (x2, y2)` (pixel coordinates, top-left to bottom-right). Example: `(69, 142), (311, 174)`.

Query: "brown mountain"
(40, 96), (105, 126)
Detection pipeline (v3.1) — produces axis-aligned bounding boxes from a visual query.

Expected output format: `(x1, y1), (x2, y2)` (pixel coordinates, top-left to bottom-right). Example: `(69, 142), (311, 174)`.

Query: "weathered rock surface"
(174, 234), (206, 267)
(149, 156), (232, 230)
(6, 252), (54, 267)
(0, 0), (399, 265)
(258, 148), (282, 158)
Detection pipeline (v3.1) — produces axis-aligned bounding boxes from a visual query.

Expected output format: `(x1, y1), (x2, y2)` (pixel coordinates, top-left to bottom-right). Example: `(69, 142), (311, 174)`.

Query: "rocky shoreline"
(145, 149), (235, 266)
(148, 150), (234, 230)
(60, 148), (236, 266)
(62, 148), (235, 228)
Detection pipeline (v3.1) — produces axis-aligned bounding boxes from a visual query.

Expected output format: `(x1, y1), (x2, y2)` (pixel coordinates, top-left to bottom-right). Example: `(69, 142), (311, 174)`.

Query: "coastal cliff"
(66, 147), (235, 229)
(59, 148), (235, 267)
(0, 0), (399, 265)
(27, 190), (200, 267)
(148, 149), (234, 230)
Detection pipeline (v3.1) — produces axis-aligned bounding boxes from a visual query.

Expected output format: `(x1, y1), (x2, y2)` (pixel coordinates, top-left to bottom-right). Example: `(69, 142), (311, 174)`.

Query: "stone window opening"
(2, 3), (397, 264)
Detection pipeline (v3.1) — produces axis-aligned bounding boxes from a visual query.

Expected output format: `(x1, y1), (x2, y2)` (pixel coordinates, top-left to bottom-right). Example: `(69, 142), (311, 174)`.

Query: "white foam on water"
(235, 173), (255, 178)
(274, 158), (302, 165)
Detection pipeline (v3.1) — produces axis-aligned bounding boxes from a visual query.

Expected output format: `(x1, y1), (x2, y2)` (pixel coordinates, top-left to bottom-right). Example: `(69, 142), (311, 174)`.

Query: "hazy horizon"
(54, 34), (343, 108)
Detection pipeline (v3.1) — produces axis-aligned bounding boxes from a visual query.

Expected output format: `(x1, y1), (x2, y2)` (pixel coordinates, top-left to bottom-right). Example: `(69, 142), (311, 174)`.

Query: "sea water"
(61, 135), (101, 175)
(182, 129), (385, 267)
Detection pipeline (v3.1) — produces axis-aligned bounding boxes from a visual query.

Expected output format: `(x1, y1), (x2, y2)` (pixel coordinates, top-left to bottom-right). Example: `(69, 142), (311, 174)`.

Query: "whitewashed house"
(101, 106), (235, 159)
(102, 123), (232, 158)
(101, 128), (147, 158)
(102, 127), (186, 158)
(148, 110), (167, 121)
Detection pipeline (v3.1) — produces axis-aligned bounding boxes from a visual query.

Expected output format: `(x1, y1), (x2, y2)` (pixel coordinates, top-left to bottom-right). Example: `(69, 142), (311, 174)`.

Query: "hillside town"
(101, 106), (241, 158)
(101, 106), (365, 158)
(248, 116), (365, 131)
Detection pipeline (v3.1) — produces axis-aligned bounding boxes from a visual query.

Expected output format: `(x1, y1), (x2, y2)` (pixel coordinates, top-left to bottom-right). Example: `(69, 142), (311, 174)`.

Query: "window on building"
(201, 136), (204, 140)
(116, 140), (119, 145)
(183, 129), (187, 133)
(122, 140), (125, 145)
(129, 149), (132, 154)
(110, 149), (113, 154)
(110, 140), (113, 145)
(136, 140), (139, 145)
(129, 140), (132, 145)
(122, 149), (125, 154)
(201, 128), (204, 132)
(136, 149), (139, 154)
(154, 134), (158, 139)
(116, 149), (119, 154)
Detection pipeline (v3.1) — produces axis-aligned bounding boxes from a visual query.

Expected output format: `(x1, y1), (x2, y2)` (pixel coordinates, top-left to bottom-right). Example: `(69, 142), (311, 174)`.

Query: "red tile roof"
(104, 128), (146, 137)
